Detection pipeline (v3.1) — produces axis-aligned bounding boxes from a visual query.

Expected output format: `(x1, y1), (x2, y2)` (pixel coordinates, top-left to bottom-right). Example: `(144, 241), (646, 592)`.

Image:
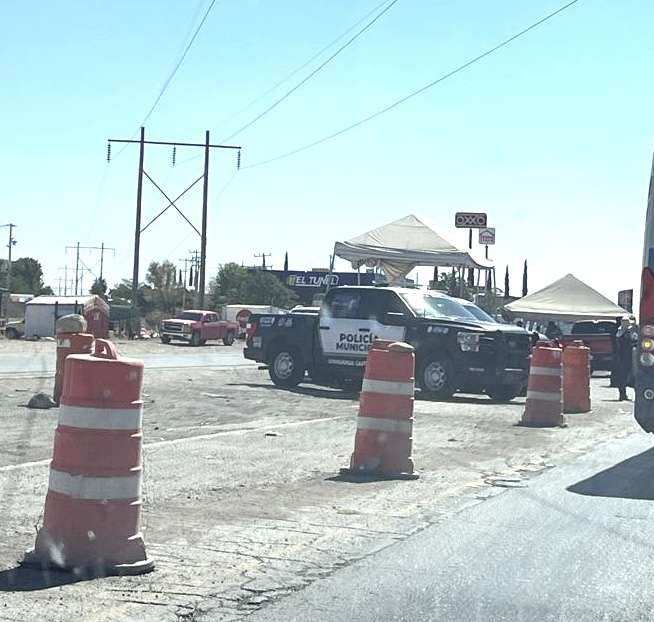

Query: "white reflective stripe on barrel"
(530, 366), (561, 377)
(356, 416), (413, 434)
(361, 379), (414, 396)
(48, 469), (142, 500)
(526, 390), (561, 402)
(58, 404), (143, 430)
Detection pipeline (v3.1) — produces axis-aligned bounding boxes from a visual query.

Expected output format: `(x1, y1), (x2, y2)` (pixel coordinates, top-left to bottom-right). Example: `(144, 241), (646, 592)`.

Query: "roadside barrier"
(341, 339), (418, 479)
(520, 343), (566, 427)
(23, 339), (153, 576)
(562, 341), (591, 413)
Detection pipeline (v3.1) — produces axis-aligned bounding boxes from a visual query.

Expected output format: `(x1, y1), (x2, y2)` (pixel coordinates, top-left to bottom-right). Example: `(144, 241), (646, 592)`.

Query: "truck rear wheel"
(269, 346), (305, 388)
(223, 330), (235, 346)
(419, 355), (455, 400)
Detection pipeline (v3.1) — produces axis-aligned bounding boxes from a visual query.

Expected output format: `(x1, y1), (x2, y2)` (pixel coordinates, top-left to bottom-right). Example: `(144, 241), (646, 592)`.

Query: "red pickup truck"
(160, 310), (238, 346)
(559, 320), (615, 371)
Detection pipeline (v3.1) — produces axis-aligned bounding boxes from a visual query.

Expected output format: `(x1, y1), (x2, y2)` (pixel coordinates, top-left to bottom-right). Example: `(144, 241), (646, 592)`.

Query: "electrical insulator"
(106, 142), (111, 162)
(172, 145), (177, 167)
(237, 150), (241, 170)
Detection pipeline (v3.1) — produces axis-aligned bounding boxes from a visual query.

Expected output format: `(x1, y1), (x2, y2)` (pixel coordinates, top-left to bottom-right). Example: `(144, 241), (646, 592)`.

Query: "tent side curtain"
(333, 241), (489, 270)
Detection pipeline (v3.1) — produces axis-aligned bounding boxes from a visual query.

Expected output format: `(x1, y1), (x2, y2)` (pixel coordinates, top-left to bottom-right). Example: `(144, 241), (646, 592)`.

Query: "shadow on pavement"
(0, 566), (85, 591)
(227, 382), (359, 401)
(567, 448), (654, 500)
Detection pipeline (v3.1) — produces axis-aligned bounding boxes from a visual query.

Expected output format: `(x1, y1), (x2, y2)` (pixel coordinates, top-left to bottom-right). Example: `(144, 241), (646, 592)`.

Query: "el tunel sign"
(454, 212), (487, 228)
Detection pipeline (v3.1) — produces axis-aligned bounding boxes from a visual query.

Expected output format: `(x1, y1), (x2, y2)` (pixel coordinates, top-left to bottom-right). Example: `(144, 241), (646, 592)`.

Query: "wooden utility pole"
(65, 242), (115, 296)
(199, 130), (210, 307)
(107, 127), (241, 318)
(2, 223), (16, 293)
(255, 253), (271, 269)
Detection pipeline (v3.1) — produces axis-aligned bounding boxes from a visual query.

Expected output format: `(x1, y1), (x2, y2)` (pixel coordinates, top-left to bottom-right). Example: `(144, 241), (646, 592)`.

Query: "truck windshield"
(464, 304), (496, 323)
(400, 292), (477, 321)
(176, 312), (203, 321)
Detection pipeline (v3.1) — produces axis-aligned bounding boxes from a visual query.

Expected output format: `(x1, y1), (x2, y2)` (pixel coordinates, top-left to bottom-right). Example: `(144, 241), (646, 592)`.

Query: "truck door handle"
(319, 326), (330, 330)
(358, 328), (371, 332)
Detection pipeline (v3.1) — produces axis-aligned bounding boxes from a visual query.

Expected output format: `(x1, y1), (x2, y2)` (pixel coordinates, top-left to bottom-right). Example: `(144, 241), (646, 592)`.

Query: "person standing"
(614, 317), (635, 400)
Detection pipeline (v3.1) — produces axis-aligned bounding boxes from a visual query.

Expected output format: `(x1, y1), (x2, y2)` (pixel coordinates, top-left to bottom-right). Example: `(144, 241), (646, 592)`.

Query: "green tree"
(209, 263), (249, 308)
(40, 285), (55, 295)
(0, 257), (52, 295)
(239, 270), (298, 308)
(90, 277), (108, 299)
(209, 263), (298, 309)
(143, 260), (184, 316)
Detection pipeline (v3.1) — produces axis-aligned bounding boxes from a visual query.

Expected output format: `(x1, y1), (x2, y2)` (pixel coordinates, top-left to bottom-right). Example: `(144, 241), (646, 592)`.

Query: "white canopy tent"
(504, 273), (628, 322)
(333, 214), (492, 284)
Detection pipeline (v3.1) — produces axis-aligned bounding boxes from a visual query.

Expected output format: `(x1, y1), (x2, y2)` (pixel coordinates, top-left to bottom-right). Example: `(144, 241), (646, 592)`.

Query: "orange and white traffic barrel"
(520, 343), (566, 427)
(341, 339), (418, 479)
(23, 339), (153, 575)
(562, 341), (591, 413)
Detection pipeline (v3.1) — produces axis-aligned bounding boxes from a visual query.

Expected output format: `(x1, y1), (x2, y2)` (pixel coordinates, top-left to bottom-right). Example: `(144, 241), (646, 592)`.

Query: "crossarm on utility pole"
(143, 171), (201, 237)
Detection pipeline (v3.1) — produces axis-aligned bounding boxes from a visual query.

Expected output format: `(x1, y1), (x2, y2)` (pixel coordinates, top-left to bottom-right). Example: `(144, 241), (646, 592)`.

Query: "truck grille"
(505, 334), (531, 368)
(162, 322), (183, 332)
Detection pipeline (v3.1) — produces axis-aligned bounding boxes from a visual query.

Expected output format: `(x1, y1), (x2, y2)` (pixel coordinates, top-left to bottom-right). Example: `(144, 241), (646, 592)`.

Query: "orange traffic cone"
(23, 339), (153, 576)
(340, 340), (418, 479)
(562, 341), (591, 413)
(520, 343), (566, 427)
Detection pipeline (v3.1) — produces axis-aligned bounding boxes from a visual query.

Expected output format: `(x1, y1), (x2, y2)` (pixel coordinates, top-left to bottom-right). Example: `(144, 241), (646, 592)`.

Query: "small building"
(24, 295), (89, 339)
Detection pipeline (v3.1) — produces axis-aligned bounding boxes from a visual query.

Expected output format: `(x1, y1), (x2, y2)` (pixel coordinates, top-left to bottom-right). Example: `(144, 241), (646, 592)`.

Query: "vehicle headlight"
(457, 332), (482, 352)
(182, 325), (191, 333)
(642, 338), (654, 352)
(641, 352), (654, 367)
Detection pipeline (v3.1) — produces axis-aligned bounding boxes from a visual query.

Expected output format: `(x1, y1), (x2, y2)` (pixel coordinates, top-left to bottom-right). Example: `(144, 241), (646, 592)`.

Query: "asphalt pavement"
(250, 432), (654, 622)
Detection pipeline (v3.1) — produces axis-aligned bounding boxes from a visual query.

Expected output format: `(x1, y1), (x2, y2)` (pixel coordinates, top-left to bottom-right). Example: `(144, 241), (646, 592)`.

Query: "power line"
(222, 0), (396, 124)
(114, 0), (220, 159)
(220, 0), (402, 143)
(140, 0), (219, 128)
(243, 0), (582, 170)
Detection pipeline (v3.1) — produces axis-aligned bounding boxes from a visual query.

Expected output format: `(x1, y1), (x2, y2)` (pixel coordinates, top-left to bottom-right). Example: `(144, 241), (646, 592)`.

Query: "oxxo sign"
(478, 227), (495, 245)
(454, 212), (487, 228)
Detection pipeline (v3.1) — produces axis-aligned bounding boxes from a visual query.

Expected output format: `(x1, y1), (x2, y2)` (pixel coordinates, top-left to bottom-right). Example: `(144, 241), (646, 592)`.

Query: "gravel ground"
(0, 363), (641, 621)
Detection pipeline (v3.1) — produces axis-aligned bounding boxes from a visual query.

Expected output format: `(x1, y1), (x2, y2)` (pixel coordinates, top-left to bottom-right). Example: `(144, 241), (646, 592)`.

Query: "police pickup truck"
(244, 286), (531, 401)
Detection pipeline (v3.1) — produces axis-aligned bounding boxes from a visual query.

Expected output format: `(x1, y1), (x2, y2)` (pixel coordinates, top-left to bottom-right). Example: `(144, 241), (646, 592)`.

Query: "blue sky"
(2, 0), (653, 304)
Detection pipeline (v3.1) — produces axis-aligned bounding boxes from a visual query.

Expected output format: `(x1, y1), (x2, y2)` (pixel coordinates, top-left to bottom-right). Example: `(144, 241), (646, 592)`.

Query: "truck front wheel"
(223, 330), (236, 346)
(269, 346), (305, 388)
(161, 335), (171, 344)
(190, 332), (202, 347)
(419, 355), (455, 400)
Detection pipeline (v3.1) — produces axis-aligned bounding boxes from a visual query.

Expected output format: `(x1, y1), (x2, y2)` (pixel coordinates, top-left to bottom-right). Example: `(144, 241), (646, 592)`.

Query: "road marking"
(0, 415), (350, 473)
